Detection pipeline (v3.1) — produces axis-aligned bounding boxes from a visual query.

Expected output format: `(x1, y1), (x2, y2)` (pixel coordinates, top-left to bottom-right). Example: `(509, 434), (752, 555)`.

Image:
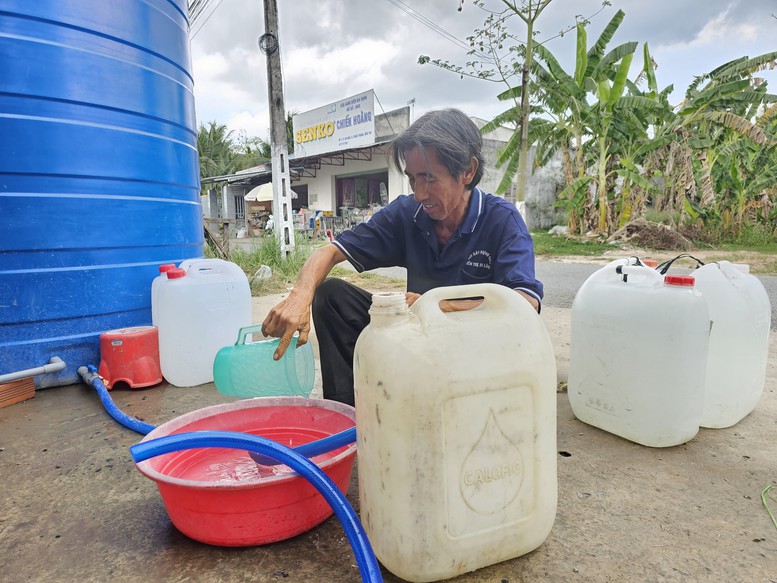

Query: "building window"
(335, 171), (388, 212)
(234, 194), (245, 219)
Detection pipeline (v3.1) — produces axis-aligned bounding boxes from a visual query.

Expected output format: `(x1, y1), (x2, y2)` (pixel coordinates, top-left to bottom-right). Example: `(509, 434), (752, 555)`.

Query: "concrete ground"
(1, 293), (776, 582)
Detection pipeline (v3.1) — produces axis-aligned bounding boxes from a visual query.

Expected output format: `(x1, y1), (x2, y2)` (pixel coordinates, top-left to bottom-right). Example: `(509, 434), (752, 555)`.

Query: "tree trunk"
(597, 135), (609, 233)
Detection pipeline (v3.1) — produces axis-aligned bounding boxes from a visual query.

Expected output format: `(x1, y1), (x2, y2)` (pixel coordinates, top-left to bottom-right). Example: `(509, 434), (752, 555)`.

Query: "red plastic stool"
(98, 326), (163, 389)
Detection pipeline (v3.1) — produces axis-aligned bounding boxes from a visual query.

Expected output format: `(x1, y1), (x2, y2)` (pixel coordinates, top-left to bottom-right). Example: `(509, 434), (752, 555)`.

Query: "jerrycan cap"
(158, 263), (176, 273)
(166, 267), (187, 279)
(664, 274), (695, 287)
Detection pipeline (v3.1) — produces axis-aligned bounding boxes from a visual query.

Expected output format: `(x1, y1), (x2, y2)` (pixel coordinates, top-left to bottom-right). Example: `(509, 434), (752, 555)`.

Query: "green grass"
(531, 231), (614, 256)
(207, 235), (405, 295)
(714, 227), (777, 254)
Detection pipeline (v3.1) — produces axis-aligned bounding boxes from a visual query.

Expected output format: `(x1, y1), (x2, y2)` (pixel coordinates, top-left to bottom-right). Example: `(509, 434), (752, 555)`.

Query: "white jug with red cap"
(154, 258), (251, 387)
(568, 258), (711, 447)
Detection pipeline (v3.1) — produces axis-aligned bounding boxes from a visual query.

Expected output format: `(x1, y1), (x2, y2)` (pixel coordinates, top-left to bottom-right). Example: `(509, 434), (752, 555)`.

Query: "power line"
(189, 0), (224, 39)
(381, 0), (491, 61)
(188, 0), (211, 27)
(190, 0), (225, 39)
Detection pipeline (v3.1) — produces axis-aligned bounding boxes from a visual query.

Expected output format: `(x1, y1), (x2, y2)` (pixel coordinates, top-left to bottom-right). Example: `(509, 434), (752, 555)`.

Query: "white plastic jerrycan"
(155, 258), (251, 387)
(354, 283), (557, 583)
(690, 261), (771, 428)
(568, 258), (710, 447)
(150, 263), (176, 326)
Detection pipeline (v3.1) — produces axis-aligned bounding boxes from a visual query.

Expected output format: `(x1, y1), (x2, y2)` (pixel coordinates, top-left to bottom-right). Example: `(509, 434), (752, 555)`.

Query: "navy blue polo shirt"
(333, 187), (543, 305)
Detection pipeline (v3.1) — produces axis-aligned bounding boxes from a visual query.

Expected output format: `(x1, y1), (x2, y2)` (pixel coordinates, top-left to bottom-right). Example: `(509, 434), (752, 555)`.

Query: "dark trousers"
(312, 278), (372, 406)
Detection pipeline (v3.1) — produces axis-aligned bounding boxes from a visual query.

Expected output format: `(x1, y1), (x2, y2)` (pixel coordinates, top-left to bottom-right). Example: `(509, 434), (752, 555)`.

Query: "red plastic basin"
(134, 397), (356, 546)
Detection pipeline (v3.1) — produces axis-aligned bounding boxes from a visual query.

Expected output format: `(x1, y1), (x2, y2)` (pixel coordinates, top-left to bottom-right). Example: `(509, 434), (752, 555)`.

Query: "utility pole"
(260, 0), (294, 256)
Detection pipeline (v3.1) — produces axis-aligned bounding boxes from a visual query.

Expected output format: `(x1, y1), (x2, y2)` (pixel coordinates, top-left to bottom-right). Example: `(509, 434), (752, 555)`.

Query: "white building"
(201, 90), (524, 236)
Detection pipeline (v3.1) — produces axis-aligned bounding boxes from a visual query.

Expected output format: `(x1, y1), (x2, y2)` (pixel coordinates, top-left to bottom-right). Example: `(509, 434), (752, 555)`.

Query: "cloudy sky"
(189, 0), (777, 142)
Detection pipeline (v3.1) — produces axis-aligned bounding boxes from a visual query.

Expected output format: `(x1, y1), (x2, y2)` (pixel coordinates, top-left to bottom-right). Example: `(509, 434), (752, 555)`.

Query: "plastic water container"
(690, 261), (771, 428)
(568, 259), (711, 447)
(354, 284), (557, 582)
(155, 259), (251, 387)
(151, 264), (177, 326)
(213, 326), (315, 398)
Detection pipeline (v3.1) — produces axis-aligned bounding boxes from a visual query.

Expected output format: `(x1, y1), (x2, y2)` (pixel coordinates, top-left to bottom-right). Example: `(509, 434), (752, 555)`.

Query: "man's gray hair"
(392, 108), (484, 189)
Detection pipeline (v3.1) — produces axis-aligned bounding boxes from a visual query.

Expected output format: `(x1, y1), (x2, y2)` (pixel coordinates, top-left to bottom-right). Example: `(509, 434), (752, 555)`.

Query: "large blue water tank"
(0, 1), (203, 387)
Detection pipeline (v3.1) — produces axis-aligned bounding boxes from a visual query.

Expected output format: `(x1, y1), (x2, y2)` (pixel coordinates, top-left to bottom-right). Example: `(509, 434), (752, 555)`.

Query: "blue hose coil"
(131, 431), (382, 583)
(80, 364), (378, 580)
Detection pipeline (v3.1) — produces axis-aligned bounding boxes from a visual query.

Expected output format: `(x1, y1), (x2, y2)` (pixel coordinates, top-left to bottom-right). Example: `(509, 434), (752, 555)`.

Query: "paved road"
(361, 260), (777, 329)
(536, 261), (777, 330)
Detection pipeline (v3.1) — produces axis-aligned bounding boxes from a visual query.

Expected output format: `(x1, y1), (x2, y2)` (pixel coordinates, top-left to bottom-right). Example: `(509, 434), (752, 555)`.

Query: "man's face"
(403, 146), (474, 223)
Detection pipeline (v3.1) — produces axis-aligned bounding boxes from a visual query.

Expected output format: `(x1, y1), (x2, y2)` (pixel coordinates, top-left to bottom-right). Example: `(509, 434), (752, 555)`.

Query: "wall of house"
(222, 183), (241, 220)
(480, 136), (515, 198)
(292, 144), (408, 213)
(201, 188), (219, 218)
(523, 146), (567, 230)
(375, 106), (410, 141)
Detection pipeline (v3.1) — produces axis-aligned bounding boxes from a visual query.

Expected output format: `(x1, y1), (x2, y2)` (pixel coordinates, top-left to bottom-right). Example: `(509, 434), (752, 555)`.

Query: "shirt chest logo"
(463, 250), (492, 278)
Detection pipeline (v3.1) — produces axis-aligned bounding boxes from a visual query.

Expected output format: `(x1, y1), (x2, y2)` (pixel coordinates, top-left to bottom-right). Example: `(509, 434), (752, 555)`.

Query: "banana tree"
(707, 102), (777, 235)
(587, 38), (639, 233)
(663, 52), (777, 227)
(610, 43), (675, 226)
(484, 10), (632, 234)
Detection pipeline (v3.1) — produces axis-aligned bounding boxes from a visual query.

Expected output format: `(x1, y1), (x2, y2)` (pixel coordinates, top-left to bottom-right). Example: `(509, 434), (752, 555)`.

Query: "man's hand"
(261, 289), (312, 360)
(260, 244), (347, 360)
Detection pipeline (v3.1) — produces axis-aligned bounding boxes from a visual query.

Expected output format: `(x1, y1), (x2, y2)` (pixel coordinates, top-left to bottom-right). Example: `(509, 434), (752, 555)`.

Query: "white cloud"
(189, 0), (777, 138)
(286, 38), (398, 84)
(227, 109), (271, 141)
(687, 8), (762, 47)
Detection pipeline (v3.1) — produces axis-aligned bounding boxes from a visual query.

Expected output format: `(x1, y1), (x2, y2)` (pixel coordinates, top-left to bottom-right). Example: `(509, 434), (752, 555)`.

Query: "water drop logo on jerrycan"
(568, 258), (711, 447)
(354, 284), (557, 583)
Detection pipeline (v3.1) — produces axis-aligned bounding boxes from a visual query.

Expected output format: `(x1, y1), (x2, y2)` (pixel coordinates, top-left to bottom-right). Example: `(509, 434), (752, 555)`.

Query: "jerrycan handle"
(185, 259), (230, 279)
(585, 259), (664, 287)
(235, 324), (265, 345)
(616, 264), (665, 286)
(412, 283), (532, 328)
(657, 253), (706, 275)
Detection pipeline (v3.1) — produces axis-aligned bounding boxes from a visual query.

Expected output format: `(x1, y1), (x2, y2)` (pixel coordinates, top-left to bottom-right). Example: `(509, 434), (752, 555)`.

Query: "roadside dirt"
(553, 219), (777, 275)
(548, 245), (777, 275)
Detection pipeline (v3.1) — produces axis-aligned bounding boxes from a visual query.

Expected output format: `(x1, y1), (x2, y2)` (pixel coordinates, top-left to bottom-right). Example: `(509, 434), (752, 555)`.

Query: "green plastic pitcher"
(213, 325), (315, 398)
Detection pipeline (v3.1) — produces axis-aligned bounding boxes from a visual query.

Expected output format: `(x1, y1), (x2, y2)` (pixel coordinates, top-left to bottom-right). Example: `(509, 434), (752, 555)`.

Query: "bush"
(205, 234), (317, 295)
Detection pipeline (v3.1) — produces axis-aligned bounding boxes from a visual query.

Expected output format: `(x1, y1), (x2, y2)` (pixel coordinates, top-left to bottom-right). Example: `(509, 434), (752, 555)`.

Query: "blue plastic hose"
(78, 365), (156, 435)
(131, 431), (382, 583)
(249, 426), (356, 465)
(77, 363), (357, 464)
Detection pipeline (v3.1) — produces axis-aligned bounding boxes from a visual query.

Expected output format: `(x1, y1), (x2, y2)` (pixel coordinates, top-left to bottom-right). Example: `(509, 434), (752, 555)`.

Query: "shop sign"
(292, 90), (375, 157)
